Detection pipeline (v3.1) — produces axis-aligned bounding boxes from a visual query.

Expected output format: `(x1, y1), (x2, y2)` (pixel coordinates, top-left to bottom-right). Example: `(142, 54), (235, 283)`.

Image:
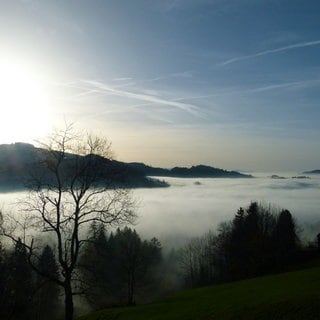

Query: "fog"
(1, 173), (320, 248)
(133, 173), (320, 247)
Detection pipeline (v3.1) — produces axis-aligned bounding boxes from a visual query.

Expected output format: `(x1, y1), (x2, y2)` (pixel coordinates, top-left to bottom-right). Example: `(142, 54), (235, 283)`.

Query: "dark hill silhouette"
(0, 143), (251, 191)
(303, 169), (320, 174)
(0, 143), (168, 190)
(128, 162), (252, 178)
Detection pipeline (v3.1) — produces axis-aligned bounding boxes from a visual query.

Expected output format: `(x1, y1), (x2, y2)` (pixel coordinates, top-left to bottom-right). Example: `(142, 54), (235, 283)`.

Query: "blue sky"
(1, 0), (320, 171)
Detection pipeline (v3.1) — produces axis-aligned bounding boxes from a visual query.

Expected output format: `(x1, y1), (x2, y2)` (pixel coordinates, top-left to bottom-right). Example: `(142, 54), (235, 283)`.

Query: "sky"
(0, 0), (320, 171)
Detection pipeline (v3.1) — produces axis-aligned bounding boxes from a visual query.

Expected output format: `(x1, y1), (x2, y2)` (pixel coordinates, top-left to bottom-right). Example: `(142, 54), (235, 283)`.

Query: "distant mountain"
(303, 170), (320, 174)
(0, 143), (40, 189)
(0, 143), (168, 190)
(270, 174), (287, 179)
(127, 163), (252, 178)
(0, 143), (251, 191)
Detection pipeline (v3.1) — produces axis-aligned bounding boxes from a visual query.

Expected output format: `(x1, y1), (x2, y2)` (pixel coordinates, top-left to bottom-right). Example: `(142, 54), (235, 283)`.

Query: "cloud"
(171, 79), (319, 103)
(160, 0), (238, 12)
(218, 39), (320, 66)
(237, 80), (320, 94)
(133, 176), (320, 247)
(1, 176), (319, 248)
(80, 79), (204, 117)
(172, 70), (193, 78)
(134, 71), (193, 84)
(268, 181), (316, 190)
(113, 77), (133, 82)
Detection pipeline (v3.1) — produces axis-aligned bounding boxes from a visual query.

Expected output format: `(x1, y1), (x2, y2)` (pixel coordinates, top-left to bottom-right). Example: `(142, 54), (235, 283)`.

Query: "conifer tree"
(34, 245), (60, 320)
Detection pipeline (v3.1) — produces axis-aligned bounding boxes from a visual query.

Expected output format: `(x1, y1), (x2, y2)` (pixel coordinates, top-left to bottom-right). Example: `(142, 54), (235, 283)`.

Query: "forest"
(0, 200), (319, 320)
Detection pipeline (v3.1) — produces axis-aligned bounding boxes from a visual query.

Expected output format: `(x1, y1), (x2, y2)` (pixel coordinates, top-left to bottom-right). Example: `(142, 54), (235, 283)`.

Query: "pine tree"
(34, 245), (60, 320)
(273, 209), (298, 267)
(8, 239), (35, 320)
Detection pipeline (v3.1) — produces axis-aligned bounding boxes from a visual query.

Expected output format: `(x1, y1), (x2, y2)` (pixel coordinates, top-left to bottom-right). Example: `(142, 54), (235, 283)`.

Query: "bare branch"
(2, 123), (136, 320)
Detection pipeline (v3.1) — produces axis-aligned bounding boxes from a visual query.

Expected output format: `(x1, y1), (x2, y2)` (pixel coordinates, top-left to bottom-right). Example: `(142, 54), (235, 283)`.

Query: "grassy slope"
(78, 266), (320, 320)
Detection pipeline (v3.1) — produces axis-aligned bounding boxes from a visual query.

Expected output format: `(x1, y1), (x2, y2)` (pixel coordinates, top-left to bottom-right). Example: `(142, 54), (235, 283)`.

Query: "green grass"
(78, 266), (320, 320)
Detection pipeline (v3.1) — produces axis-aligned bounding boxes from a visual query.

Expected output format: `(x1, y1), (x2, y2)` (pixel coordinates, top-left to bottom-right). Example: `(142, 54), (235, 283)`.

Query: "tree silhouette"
(272, 209), (299, 266)
(216, 202), (298, 281)
(1, 124), (136, 320)
(7, 239), (34, 320)
(33, 245), (60, 320)
(179, 231), (217, 287)
(81, 226), (162, 307)
(0, 238), (11, 319)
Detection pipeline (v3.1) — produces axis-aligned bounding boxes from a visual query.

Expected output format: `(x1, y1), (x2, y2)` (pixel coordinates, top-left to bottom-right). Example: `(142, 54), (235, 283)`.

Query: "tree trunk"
(127, 272), (135, 305)
(64, 280), (74, 320)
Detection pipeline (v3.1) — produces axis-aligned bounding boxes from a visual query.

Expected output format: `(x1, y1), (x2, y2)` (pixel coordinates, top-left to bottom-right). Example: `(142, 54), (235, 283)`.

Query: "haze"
(2, 174), (319, 248)
(133, 175), (320, 246)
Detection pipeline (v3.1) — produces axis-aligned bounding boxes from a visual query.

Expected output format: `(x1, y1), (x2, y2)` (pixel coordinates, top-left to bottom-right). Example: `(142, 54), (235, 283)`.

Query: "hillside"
(128, 163), (252, 178)
(0, 143), (169, 190)
(0, 143), (251, 190)
(79, 265), (320, 320)
(303, 169), (320, 174)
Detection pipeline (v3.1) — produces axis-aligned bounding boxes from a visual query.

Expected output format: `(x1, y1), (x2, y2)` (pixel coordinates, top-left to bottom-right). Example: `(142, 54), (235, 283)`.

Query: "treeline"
(179, 202), (306, 287)
(0, 240), (60, 320)
(0, 202), (319, 319)
(0, 227), (163, 319)
(80, 225), (162, 308)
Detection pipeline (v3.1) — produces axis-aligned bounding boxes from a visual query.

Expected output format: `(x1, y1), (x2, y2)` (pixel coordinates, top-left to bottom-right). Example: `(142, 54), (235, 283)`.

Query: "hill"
(0, 143), (168, 190)
(127, 163), (252, 178)
(303, 169), (320, 174)
(0, 143), (251, 190)
(78, 265), (320, 320)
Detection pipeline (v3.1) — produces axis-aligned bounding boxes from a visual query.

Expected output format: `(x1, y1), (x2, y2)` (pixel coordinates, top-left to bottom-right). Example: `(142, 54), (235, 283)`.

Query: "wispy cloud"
(76, 79), (203, 117)
(55, 77), (320, 106)
(161, 0), (234, 12)
(113, 77), (133, 82)
(172, 79), (320, 102)
(239, 80), (320, 94)
(218, 39), (320, 66)
(135, 70), (193, 84)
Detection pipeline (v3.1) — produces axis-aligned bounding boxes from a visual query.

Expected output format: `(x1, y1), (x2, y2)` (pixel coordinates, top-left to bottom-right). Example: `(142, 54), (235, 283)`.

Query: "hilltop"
(128, 162), (252, 178)
(0, 143), (167, 190)
(303, 169), (320, 174)
(0, 143), (251, 191)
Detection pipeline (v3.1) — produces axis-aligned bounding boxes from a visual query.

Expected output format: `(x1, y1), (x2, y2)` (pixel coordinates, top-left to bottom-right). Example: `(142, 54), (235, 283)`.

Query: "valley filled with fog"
(134, 173), (320, 247)
(1, 173), (320, 248)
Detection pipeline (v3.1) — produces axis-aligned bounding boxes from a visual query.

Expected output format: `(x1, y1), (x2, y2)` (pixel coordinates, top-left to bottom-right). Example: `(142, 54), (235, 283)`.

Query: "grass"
(78, 265), (320, 320)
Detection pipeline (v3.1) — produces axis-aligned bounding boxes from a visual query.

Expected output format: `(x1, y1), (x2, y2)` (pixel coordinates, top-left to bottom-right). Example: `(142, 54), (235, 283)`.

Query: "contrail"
(81, 80), (203, 117)
(219, 39), (320, 66)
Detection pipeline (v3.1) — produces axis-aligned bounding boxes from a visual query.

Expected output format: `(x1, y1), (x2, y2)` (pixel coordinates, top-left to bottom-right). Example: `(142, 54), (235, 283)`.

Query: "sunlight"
(0, 58), (51, 143)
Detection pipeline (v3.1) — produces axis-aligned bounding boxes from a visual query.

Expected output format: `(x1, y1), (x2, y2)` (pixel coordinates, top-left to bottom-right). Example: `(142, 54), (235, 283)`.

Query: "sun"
(0, 58), (51, 144)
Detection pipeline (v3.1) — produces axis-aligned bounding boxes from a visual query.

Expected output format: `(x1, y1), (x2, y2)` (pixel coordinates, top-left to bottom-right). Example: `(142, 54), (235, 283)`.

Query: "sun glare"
(0, 58), (51, 143)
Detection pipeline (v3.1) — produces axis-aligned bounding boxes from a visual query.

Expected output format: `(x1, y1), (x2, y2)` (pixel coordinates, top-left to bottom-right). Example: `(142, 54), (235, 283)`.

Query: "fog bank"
(1, 173), (319, 248)
(134, 174), (320, 247)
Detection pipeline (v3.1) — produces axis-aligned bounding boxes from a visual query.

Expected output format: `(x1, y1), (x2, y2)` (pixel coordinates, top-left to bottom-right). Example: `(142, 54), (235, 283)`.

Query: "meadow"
(79, 262), (320, 320)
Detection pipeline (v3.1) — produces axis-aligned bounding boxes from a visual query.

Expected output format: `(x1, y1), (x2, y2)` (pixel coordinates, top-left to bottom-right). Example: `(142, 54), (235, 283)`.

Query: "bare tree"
(179, 231), (217, 287)
(1, 124), (136, 320)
